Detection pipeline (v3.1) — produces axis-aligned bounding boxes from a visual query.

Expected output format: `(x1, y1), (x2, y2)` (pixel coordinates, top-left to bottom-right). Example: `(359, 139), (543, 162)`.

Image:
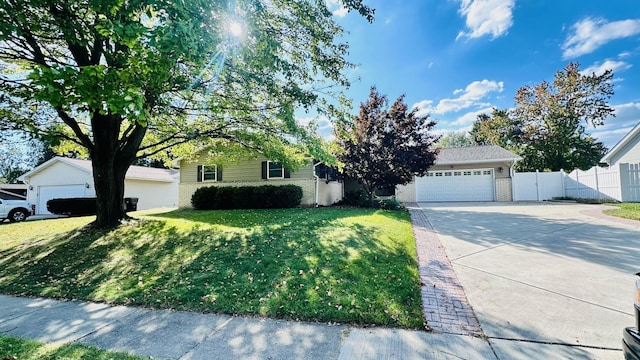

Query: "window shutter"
(197, 165), (202, 182)
(216, 166), (222, 181)
(284, 168), (291, 178)
(261, 161), (267, 179)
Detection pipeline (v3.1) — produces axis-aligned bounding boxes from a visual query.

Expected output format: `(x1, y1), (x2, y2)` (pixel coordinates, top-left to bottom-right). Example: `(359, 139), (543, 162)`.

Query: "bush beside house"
(192, 185), (303, 210)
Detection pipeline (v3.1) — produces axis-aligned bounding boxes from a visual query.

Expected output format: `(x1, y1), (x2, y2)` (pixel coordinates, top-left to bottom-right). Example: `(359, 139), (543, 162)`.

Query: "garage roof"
(435, 145), (521, 165)
(19, 157), (178, 183)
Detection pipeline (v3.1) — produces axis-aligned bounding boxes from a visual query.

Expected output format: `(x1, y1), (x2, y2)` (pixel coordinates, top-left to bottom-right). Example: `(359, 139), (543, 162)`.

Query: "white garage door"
(37, 185), (86, 214)
(416, 169), (495, 202)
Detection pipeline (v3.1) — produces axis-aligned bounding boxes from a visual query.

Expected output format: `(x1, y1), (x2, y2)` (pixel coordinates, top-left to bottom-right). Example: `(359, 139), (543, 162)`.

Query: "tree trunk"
(89, 112), (144, 228)
(91, 154), (130, 228)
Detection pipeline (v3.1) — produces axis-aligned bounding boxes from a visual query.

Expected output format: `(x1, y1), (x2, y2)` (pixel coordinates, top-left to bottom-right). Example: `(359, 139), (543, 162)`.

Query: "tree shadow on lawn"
(0, 208), (425, 329)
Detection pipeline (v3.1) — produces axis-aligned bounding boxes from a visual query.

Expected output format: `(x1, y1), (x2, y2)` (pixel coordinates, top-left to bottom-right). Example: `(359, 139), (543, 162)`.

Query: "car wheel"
(8, 209), (27, 223)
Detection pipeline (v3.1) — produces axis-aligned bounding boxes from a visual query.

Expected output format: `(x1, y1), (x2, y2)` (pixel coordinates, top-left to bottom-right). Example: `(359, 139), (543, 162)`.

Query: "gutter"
(313, 162), (321, 208)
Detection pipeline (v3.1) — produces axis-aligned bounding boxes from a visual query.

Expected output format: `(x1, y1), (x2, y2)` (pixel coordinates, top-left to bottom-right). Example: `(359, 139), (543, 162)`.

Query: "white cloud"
(562, 17), (640, 59)
(456, 0), (515, 40)
(451, 106), (494, 126)
(581, 60), (632, 76)
(332, 6), (348, 17)
(412, 99), (435, 117)
(412, 80), (503, 117)
(297, 116), (334, 130)
(325, 0), (348, 17)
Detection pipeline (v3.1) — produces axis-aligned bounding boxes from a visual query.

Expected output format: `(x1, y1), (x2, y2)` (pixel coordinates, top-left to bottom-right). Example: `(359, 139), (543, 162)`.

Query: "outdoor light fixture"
(498, 167), (504, 173)
(85, 183), (90, 188)
(28, 185), (33, 190)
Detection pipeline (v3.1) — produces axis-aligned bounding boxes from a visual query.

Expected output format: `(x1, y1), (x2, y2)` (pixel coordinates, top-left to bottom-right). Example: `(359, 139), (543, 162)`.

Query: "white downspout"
(313, 162), (321, 208)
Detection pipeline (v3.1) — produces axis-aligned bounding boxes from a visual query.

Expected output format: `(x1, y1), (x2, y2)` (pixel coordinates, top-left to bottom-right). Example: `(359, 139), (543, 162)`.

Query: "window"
(261, 161), (290, 180)
(435, 172), (443, 177)
(473, 170), (481, 175)
(454, 171), (462, 176)
(483, 170), (492, 175)
(268, 161), (284, 179)
(197, 165), (220, 182)
(463, 171), (471, 176)
(444, 171), (452, 176)
(426, 172), (434, 177)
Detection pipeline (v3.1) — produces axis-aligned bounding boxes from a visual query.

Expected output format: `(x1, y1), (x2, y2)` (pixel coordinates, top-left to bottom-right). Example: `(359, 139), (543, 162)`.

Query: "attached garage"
(396, 145), (521, 203)
(19, 157), (179, 215)
(38, 185), (87, 215)
(416, 168), (494, 201)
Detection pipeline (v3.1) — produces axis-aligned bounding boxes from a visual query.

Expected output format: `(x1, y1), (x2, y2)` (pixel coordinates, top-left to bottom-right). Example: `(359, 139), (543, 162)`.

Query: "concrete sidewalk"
(0, 295), (497, 359)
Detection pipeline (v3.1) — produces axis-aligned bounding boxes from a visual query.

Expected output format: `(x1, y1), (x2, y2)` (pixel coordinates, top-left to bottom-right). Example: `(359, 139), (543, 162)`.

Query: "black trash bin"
(124, 197), (139, 212)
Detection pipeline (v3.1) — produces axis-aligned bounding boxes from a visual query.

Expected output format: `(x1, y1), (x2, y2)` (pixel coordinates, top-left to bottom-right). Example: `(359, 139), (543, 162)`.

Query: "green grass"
(0, 208), (424, 328)
(603, 203), (640, 221)
(0, 334), (147, 360)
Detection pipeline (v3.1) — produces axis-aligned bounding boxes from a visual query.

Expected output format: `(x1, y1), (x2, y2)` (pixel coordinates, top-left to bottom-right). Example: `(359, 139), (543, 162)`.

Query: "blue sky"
(319, 0), (640, 149)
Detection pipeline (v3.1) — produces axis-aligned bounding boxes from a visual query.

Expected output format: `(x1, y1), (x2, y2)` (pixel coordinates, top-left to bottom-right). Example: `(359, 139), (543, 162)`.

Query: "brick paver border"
(407, 203), (483, 336)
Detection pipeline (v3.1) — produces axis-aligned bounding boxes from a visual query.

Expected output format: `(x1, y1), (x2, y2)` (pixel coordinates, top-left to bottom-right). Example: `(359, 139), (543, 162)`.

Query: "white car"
(0, 198), (33, 222)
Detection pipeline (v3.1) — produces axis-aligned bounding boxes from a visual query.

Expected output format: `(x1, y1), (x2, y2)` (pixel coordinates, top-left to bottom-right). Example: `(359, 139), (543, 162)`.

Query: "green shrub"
(341, 189), (368, 206)
(191, 185), (303, 210)
(376, 198), (405, 210)
(191, 187), (218, 210)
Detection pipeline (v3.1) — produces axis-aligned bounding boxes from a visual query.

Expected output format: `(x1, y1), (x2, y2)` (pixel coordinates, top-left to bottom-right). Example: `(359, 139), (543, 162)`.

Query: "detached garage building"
(19, 157), (179, 215)
(396, 145), (521, 202)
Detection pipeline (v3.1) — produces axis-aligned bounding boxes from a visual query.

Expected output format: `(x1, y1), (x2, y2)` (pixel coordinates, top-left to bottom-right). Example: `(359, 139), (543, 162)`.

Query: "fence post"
(595, 167), (601, 201)
(560, 169), (565, 198)
(535, 170), (540, 201)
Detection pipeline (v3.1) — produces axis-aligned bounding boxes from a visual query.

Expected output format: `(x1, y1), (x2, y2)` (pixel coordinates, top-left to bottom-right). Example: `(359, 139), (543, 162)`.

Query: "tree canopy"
(336, 87), (438, 200)
(470, 62), (613, 172)
(0, 0), (374, 226)
(437, 131), (475, 148)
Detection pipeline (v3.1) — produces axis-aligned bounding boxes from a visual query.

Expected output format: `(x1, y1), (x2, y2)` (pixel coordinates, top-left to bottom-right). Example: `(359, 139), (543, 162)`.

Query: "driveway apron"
(418, 202), (638, 360)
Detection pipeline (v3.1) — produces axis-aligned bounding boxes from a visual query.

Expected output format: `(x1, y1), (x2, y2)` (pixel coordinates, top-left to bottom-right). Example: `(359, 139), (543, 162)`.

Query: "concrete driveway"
(418, 202), (639, 360)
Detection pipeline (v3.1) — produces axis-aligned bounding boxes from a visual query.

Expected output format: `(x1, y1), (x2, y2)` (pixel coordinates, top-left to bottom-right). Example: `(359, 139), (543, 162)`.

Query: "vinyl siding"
(180, 156), (314, 183)
(178, 155), (317, 208)
(610, 132), (640, 165)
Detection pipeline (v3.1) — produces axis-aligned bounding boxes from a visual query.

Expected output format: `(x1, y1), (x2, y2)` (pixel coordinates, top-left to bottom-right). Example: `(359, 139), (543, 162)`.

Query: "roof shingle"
(435, 145), (521, 165)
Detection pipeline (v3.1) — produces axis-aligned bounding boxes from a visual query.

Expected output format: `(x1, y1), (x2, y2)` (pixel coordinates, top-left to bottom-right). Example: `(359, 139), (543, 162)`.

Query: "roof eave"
(435, 157), (522, 166)
(601, 122), (640, 164)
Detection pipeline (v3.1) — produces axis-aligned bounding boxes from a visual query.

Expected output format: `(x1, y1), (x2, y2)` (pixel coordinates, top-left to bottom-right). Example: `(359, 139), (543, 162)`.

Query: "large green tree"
(0, 0), (374, 227)
(470, 62), (613, 172)
(512, 62), (612, 171)
(336, 87), (438, 201)
(437, 131), (475, 148)
(470, 108), (522, 149)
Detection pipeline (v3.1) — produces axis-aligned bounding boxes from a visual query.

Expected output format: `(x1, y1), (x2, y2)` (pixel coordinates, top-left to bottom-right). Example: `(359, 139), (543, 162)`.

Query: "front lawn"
(0, 335), (147, 360)
(0, 208), (424, 328)
(603, 203), (640, 221)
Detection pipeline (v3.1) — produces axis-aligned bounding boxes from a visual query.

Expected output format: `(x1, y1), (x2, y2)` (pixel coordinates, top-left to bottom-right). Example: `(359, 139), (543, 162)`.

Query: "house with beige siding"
(178, 154), (343, 208)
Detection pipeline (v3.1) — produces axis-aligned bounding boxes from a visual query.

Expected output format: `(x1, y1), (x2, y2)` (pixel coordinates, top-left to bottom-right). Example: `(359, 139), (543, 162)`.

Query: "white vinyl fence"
(564, 166), (621, 201)
(512, 162), (640, 202)
(512, 171), (565, 201)
(620, 163), (640, 202)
